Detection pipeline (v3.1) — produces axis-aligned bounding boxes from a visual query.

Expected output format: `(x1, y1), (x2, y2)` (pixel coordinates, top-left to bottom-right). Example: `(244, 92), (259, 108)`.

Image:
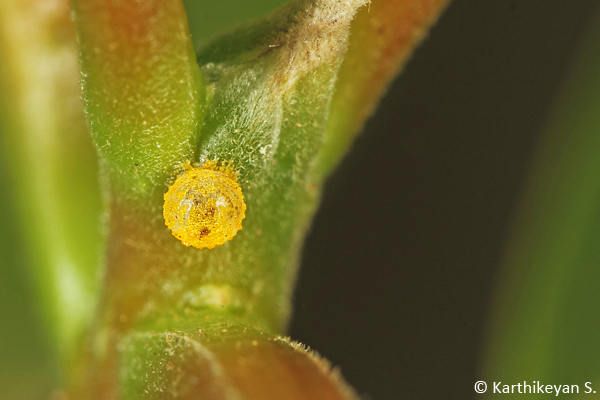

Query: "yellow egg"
(163, 162), (246, 249)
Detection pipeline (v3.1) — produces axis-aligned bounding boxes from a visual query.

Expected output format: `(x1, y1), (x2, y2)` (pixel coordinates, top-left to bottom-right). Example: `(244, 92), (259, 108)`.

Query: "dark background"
(290, 1), (600, 399)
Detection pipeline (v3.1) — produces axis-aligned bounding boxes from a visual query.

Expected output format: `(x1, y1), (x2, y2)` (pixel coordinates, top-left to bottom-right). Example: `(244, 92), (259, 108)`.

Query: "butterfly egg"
(163, 162), (246, 249)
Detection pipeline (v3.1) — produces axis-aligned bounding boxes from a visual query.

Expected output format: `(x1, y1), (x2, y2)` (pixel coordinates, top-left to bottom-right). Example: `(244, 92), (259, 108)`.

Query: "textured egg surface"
(163, 166), (246, 249)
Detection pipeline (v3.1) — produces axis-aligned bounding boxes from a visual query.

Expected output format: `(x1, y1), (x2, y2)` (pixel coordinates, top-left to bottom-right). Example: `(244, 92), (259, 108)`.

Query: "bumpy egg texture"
(163, 162), (246, 249)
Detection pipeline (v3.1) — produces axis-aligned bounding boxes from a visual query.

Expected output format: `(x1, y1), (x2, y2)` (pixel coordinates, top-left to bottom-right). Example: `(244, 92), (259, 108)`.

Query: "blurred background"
(291, 1), (600, 399)
(2, 0), (600, 399)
